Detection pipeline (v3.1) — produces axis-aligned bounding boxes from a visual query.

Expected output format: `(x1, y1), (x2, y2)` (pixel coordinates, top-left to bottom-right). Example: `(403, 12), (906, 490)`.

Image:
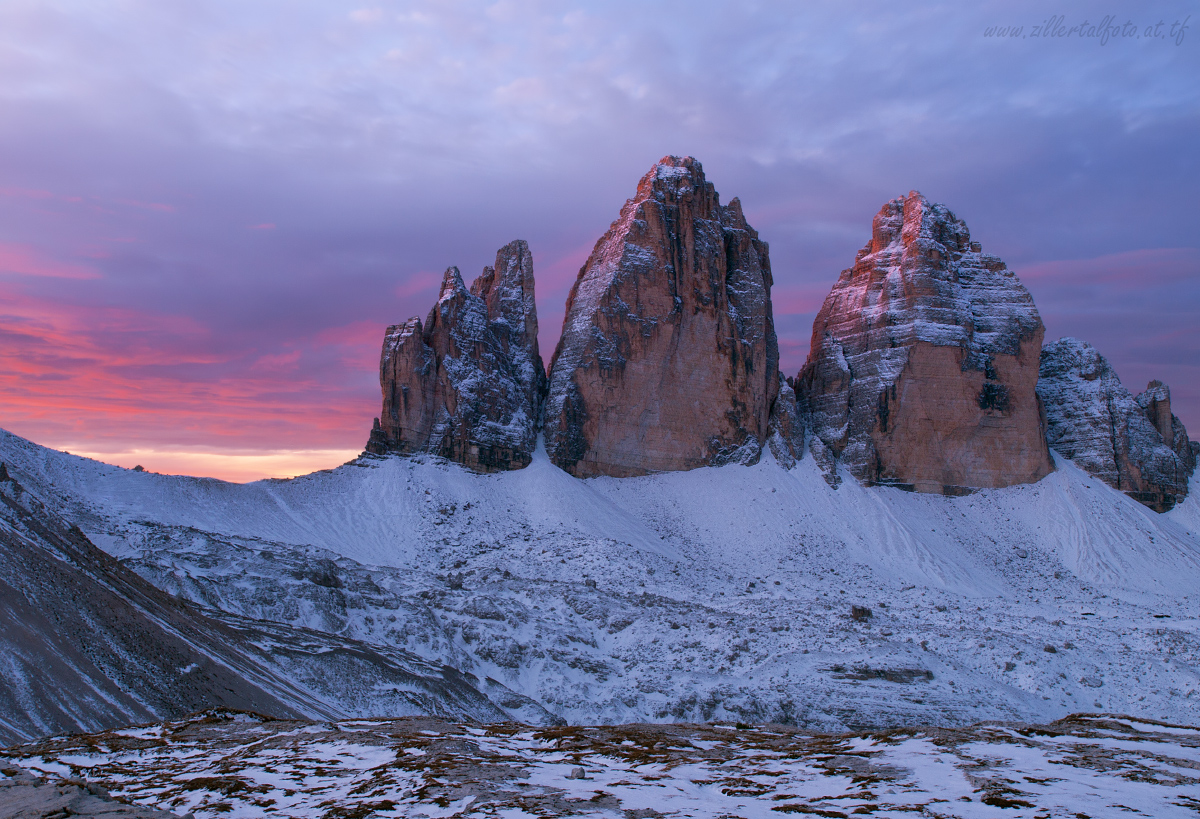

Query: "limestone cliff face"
(543, 156), (787, 477)
(367, 240), (546, 472)
(798, 191), (1053, 493)
(1038, 339), (1195, 511)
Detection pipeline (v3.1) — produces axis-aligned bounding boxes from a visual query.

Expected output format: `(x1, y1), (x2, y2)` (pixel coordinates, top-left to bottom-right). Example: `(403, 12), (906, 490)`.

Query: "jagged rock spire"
(1038, 339), (1196, 511)
(367, 240), (546, 472)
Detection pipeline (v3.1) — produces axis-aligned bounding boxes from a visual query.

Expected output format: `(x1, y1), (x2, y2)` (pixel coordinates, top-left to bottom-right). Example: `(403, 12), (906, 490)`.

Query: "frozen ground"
(1, 428), (1199, 730)
(7, 709), (1200, 818)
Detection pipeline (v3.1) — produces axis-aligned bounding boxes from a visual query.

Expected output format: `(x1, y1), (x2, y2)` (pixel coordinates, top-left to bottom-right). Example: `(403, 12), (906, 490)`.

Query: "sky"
(0, 1), (1197, 482)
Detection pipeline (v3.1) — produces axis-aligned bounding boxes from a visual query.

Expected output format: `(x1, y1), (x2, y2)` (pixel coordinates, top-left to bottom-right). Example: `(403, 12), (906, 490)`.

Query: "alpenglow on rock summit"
(797, 191), (1053, 494)
(543, 156), (795, 477)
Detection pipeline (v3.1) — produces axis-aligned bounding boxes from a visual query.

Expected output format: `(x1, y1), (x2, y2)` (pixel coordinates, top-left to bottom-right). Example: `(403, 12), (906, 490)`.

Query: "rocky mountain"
(3, 159), (1200, 763)
(798, 191), (1052, 493)
(766, 377), (805, 469)
(544, 156), (789, 477)
(1038, 338), (1196, 511)
(1137, 379), (1199, 475)
(0, 465), (300, 744)
(367, 239), (546, 472)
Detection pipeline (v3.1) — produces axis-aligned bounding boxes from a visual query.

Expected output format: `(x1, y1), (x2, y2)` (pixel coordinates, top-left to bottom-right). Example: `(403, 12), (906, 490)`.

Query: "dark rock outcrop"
(1136, 380), (1198, 477)
(798, 191), (1053, 493)
(767, 376), (805, 469)
(544, 156), (789, 477)
(1038, 338), (1196, 511)
(367, 240), (547, 471)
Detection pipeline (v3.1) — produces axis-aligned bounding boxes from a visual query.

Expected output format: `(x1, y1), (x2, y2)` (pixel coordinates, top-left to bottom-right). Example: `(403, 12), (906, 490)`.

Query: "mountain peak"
(799, 192), (1051, 493)
(1038, 337), (1195, 511)
(543, 156), (788, 476)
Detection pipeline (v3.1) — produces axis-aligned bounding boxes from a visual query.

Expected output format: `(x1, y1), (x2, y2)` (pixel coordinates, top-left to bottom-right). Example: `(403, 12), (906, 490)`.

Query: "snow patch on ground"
(8, 713), (1200, 818)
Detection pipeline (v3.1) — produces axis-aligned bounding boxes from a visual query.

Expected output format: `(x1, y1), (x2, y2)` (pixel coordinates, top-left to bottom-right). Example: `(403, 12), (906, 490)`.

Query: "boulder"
(798, 191), (1052, 493)
(367, 240), (546, 471)
(1038, 338), (1195, 511)
(543, 156), (788, 477)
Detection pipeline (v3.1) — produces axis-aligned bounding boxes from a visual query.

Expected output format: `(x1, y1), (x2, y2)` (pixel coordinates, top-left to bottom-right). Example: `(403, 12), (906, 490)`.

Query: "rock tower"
(798, 192), (1053, 493)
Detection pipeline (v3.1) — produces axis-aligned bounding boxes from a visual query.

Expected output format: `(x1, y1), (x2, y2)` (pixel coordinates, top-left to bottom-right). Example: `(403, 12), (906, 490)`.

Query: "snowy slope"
(0, 450), (559, 745)
(1, 427), (1198, 731)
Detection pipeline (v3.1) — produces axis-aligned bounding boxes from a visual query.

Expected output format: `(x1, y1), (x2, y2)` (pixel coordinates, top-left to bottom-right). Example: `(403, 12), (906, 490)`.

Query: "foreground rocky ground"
(0, 762), (181, 818)
(5, 709), (1200, 818)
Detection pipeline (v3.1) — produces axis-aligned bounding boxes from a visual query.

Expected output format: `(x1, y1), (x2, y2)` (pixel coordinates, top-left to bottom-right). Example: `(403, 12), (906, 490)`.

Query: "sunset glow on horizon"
(63, 447), (364, 483)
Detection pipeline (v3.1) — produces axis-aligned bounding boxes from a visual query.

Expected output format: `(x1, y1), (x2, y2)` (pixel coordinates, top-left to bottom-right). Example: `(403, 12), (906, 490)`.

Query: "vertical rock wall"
(543, 156), (787, 477)
(1136, 380), (1198, 478)
(362, 166), (1194, 501)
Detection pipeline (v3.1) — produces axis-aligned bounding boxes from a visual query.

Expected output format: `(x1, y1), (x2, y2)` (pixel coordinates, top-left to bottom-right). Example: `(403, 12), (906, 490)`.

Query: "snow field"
(2, 427), (1198, 729)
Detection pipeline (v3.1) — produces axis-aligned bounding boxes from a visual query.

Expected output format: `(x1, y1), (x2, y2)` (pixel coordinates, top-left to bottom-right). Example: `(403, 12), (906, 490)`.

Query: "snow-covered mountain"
(2, 166), (1197, 751)
(0, 437), (561, 747)
(3, 424), (1198, 740)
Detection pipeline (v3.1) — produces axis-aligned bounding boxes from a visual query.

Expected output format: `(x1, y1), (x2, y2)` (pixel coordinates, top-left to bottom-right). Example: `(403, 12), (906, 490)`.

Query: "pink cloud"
(0, 186), (56, 201)
(778, 336), (809, 372)
(0, 243), (100, 280)
(314, 319), (384, 346)
(249, 350), (303, 372)
(537, 243), (593, 286)
(392, 269), (442, 301)
(0, 284), (377, 465)
(1, 185), (177, 218)
(1014, 247), (1200, 432)
(771, 284), (832, 315)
